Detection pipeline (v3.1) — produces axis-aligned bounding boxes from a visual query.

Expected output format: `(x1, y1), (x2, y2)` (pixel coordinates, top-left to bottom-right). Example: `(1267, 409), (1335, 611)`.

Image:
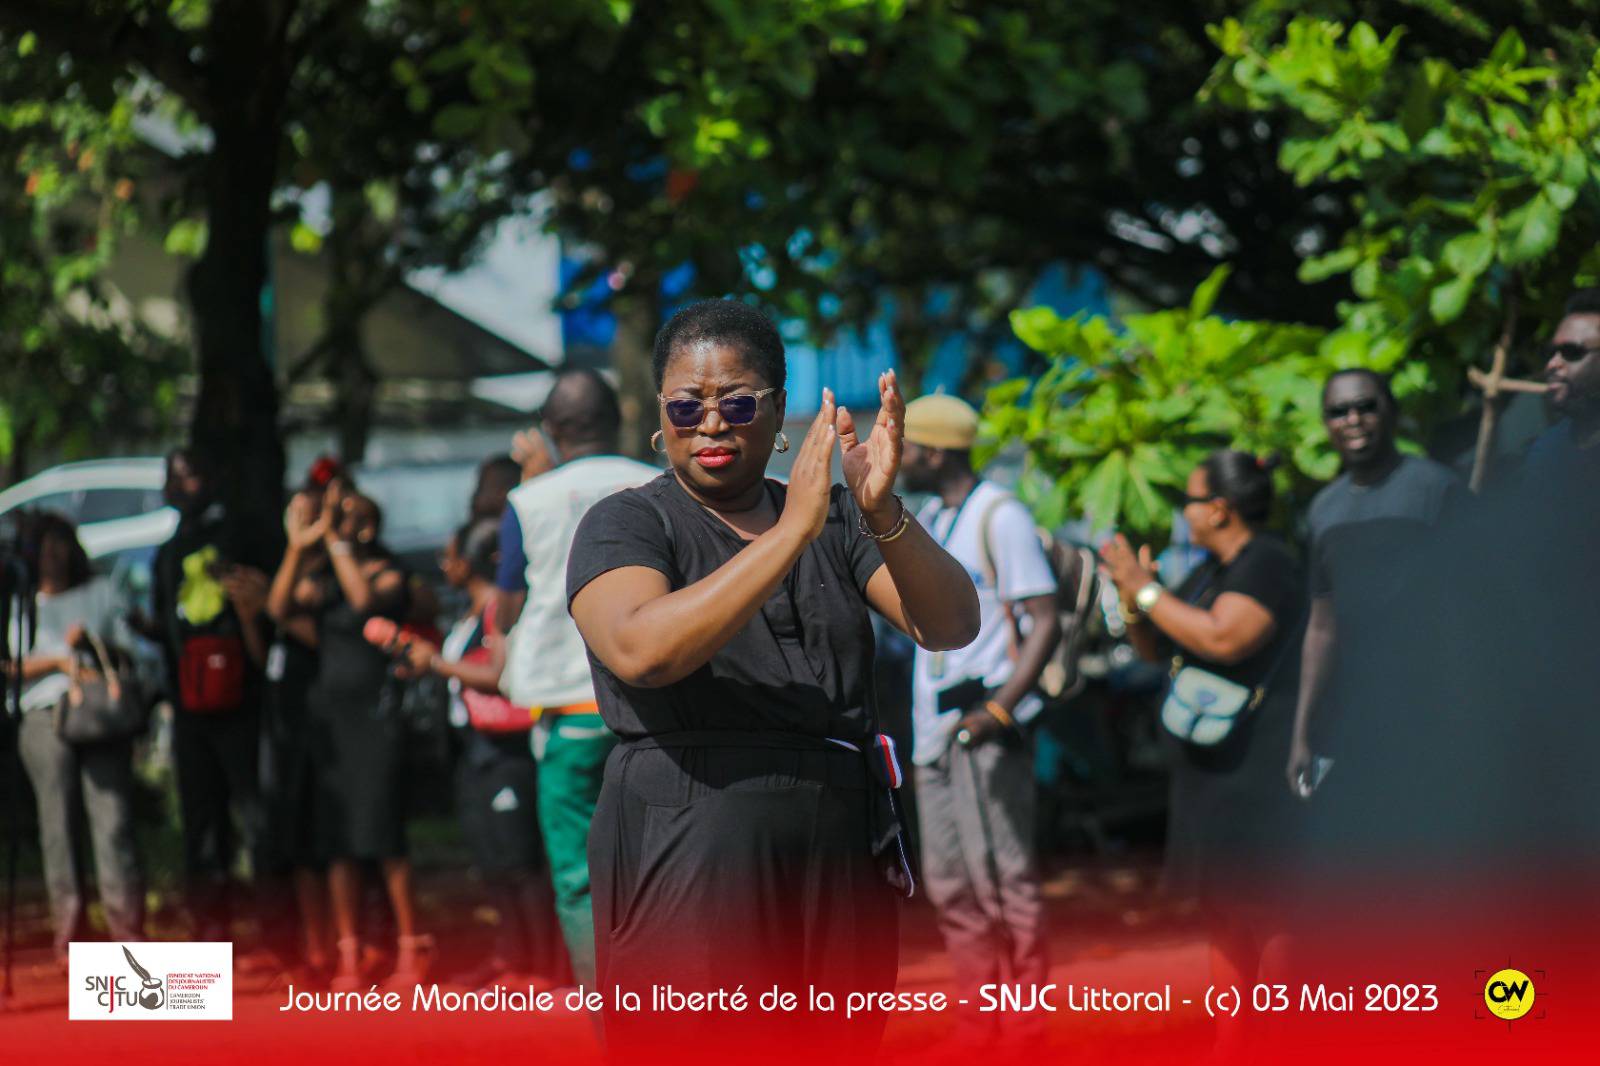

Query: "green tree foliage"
(412, 0), (1372, 430)
(8, 1), (1596, 498)
(0, 1), (622, 487)
(1209, 16), (1600, 421)
(988, 11), (1600, 537)
(0, 29), (185, 481)
(0, 1), (321, 524)
(276, 2), (562, 461)
(983, 269), (1403, 539)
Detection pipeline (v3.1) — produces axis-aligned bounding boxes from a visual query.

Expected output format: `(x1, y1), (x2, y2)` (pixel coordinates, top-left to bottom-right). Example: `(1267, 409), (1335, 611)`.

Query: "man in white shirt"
(900, 393), (1061, 1047)
(493, 368), (657, 987)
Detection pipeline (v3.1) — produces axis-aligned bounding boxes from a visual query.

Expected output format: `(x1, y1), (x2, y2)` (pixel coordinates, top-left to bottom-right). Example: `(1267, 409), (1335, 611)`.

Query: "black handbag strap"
(1168, 552), (1300, 705)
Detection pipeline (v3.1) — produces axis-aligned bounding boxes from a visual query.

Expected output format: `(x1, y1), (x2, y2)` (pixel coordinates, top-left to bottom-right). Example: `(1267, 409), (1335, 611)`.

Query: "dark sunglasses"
(1323, 398), (1381, 420)
(1540, 342), (1600, 365)
(1183, 493), (1220, 506)
(658, 388), (777, 430)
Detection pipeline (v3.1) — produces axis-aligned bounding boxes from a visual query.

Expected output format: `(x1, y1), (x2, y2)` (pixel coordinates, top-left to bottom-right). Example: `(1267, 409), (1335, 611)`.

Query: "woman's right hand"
(284, 492), (330, 552)
(778, 389), (838, 543)
(1098, 534), (1158, 601)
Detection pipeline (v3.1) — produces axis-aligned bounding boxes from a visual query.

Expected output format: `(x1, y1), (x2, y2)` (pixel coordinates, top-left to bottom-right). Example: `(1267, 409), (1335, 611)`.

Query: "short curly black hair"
(651, 299), (786, 392)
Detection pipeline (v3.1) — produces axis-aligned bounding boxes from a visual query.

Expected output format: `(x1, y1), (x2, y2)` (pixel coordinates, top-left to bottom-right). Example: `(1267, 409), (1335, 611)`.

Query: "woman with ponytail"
(1100, 449), (1305, 1056)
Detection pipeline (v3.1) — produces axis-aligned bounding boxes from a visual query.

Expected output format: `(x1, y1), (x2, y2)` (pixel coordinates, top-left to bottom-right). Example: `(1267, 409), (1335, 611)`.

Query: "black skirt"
(590, 736), (899, 1060)
(1162, 684), (1301, 934)
(308, 680), (407, 861)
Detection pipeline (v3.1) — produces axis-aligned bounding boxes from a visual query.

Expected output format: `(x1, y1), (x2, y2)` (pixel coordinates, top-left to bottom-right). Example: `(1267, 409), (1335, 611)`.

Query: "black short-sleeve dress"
(1160, 534), (1305, 931)
(306, 573), (411, 862)
(567, 472), (899, 1056)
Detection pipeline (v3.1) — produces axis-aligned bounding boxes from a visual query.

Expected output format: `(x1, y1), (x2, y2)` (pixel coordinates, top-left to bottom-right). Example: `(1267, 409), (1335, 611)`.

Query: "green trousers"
(533, 711), (614, 987)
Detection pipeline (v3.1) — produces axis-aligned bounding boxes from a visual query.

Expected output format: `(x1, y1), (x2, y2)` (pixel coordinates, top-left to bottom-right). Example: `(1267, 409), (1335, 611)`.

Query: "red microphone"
(362, 616), (408, 652)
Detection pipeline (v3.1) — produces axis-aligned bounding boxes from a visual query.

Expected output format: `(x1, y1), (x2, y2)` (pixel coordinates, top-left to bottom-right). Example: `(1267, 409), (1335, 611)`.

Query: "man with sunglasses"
(493, 367), (658, 988)
(1523, 287), (1600, 486)
(1286, 369), (1466, 799)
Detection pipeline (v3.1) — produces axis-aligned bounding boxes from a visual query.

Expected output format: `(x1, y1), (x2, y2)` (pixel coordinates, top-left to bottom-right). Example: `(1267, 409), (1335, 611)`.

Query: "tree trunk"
(333, 333), (377, 467)
(323, 216), (380, 467)
(5, 420), (28, 486)
(183, 3), (293, 548)
(185, 114), (285, 540)
(610, 272), (661, 460)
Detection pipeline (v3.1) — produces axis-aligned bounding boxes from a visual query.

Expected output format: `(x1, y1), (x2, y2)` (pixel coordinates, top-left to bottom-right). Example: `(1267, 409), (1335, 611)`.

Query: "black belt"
(620, 729), (865, 751)
(619, 729), (916, 898)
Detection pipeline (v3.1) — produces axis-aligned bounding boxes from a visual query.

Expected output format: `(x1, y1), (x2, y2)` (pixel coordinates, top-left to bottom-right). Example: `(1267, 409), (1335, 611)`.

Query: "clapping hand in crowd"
(840, 370), (906, 526)
(221, 566), (270, 621)
(779, 389), (839, 543)
(1098, 533), (1159, 615)
(284, 490), (333, 552)
(781, 372), (908, 544)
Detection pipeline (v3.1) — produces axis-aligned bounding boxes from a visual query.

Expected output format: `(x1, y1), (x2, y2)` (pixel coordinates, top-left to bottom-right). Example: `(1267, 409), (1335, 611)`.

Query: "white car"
(0, 459), (175, 701)
(0, 457), (177, 560)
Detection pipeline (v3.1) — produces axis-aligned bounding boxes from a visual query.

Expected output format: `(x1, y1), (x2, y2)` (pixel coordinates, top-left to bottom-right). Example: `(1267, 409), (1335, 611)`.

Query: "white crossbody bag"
(1160, 658), (1267, 746)
(1158, 563), (1296, 747)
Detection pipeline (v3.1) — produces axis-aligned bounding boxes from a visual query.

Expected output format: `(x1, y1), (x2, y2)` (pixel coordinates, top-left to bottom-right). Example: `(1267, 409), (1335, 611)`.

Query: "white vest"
(501, 455), (659, 709)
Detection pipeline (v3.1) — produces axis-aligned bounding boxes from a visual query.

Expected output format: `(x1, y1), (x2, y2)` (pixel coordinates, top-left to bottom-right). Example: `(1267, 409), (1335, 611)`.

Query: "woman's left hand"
(840, 370), (905, 523)
(1099, 534), (1158, 598)
(399, 639), (438, 678)
(222, 566), (270, 620)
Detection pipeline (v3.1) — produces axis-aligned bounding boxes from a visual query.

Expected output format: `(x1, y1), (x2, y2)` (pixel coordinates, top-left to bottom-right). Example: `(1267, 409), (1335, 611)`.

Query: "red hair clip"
(308, 456), (342, 487)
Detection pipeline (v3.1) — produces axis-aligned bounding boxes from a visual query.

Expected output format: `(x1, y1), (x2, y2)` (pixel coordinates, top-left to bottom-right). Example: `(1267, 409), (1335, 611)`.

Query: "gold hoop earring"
(775, 431), (790, 454)
(650, 430), (665, 454)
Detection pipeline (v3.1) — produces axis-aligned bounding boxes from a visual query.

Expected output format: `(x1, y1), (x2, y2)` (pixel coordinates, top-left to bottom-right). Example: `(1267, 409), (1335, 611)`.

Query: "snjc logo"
(83, 946), (164, 1013)
(123, 946), (165, 1010)
(69, 941), (232, 1021)
(1483, 968), (1535, 1021)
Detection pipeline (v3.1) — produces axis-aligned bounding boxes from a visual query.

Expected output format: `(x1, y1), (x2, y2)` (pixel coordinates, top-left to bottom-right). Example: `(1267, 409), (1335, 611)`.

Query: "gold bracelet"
(983, 700), (1015, 729)
(858, 496), (910, 543)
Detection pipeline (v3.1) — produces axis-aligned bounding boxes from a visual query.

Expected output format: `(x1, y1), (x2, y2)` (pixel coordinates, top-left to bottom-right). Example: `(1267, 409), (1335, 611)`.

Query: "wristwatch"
(1134, 581), (1164, 613)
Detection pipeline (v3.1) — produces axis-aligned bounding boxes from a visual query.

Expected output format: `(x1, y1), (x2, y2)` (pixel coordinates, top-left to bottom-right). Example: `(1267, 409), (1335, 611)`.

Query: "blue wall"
(559, 257), (1111, 415)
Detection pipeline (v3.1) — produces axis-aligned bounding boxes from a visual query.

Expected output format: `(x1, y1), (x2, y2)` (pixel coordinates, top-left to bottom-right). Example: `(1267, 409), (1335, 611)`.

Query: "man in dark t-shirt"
(1287, 370), (1466, 788)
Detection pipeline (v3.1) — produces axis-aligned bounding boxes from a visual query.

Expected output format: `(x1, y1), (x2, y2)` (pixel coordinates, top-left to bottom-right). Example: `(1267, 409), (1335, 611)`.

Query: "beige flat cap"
(903, 393), (979, 449)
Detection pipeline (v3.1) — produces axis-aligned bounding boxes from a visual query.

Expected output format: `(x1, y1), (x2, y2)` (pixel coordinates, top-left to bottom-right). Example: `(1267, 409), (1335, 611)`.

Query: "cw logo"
(1483, 970), (1533, 1020)
(1476, 966), (1545, 1025)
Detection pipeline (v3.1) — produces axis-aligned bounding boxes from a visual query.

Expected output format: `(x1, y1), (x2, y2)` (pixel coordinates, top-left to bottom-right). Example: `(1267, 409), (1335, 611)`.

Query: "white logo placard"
(69, 942), (233, 1020)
